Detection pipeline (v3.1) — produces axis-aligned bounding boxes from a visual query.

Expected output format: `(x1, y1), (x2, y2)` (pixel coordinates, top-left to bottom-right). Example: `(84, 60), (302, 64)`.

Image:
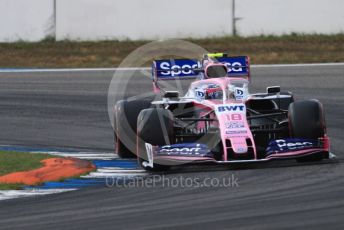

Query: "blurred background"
(0, 0), (343, 68)
(0, 0), (343, 42)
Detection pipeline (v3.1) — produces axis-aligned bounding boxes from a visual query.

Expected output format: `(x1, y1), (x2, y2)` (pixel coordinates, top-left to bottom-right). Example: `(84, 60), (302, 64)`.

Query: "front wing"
(142, 137), (331, 168)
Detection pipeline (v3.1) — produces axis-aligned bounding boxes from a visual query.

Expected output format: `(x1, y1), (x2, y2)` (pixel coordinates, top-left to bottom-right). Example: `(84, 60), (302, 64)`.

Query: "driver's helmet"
(205, 85), (223, 100)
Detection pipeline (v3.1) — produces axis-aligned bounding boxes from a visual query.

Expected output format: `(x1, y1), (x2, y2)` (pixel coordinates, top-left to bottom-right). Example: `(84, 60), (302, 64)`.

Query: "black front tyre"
(114, 100), (152, 158)
(137, 108), (174, 171)
(288, 100), (327, 162)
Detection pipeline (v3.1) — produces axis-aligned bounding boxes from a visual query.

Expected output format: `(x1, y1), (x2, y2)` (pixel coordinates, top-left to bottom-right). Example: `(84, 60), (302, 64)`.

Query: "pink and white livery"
(113, 53), (331, 171)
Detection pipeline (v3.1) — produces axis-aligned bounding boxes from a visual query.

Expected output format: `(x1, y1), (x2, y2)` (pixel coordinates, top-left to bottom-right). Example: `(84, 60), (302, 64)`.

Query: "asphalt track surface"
(0, 65), (343, 230)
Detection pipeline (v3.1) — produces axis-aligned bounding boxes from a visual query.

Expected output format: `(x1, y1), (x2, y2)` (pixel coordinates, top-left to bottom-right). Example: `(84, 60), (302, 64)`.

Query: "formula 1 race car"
(113, 53), (330, 171)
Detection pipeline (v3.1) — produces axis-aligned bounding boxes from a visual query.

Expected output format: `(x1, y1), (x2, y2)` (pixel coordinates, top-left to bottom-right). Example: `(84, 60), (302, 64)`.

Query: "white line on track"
(252, 63), (344, 68)
(82, 173), (147, 178)
(81, 167), (149, 179)
(30, 152), (118, 160)
(0, 62), (343, 73)
(0, 67), (147, 73)
(96, 168), (146, 173)
(0, 189), (77, 201)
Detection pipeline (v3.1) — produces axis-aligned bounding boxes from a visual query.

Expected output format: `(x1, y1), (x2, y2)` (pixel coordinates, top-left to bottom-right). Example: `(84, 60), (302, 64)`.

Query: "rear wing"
(152, 59), (201, 80)
(215, 56), (250, 78)
(151, 59), (201, 93)
(152, 56), (250, 80)
(151, 56), (250, 92)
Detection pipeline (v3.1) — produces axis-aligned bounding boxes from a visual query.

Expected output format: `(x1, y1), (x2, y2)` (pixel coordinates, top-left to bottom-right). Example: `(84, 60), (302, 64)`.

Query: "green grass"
(0, 151), (58, 190)
(0, 183), (23, 190)
(0, 151), (53, 176)
(0, 34), (343, 68)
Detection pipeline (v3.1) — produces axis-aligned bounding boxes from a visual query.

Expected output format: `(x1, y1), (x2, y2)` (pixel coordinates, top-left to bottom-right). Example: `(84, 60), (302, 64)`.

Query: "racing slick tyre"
(288, 100), (327, 162)
(114, 100), (152, 158)
(137, 108), (174, 171)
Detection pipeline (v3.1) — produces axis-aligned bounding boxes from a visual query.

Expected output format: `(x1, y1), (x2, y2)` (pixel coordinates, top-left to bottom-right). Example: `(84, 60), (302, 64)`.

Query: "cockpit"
(185, 79), (249, 102)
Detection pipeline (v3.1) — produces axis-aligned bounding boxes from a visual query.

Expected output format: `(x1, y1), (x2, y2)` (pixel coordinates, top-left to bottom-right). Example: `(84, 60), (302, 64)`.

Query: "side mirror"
(266, 86), (281, 94)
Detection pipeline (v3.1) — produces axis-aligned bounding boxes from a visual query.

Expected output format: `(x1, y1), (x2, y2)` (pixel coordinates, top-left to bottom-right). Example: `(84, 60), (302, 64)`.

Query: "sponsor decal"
(234, 88), (246, 100)
(216, 56), (249, 76)
(266, 138), (319, 154)
(195, 89), (205, 99)
(236, 147), (247, 154)
(235, 88), (244, 95)
(155, 59), (201, 78)
(160, 62), (199, 77)
(154, 56), (248, 78)
(157, 143), (212, 157)
(225, 121), (245, 129)
(224, 62), (243, 72)
(216, 105), (245, 113)
(225, 130), (247, 135)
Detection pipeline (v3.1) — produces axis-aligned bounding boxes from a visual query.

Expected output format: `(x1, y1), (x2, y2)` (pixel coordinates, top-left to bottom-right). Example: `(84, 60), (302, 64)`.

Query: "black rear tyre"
(288, 100), (327, 162)
(114, 100), (151, 158)
(137, 108), (174, 171)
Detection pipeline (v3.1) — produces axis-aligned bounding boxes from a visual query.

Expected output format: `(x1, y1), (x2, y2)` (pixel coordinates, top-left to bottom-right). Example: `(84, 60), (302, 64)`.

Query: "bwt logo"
(160, 62), (200, 77)
(217, 105), (245, 112)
